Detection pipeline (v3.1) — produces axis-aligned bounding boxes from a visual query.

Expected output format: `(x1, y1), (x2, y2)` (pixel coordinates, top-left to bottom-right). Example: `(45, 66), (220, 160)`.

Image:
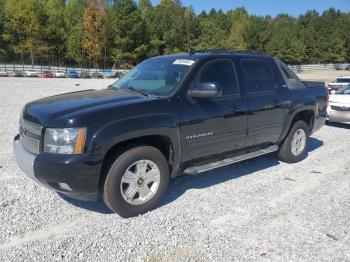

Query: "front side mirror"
(188, 82), (222, 99)
(330, 90), (336, 94)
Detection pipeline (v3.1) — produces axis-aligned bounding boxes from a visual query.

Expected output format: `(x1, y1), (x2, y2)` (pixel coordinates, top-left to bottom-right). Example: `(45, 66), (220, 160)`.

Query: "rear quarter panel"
(278, 85), (328, 142)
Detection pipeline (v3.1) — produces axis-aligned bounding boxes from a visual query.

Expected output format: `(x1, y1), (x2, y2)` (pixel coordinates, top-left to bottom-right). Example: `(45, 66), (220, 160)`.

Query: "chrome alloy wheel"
(120, 160), (161, 205)
(291, 128), (307, 156)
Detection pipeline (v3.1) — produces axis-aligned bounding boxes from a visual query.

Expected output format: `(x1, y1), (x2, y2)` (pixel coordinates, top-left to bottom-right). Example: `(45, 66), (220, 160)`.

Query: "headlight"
(44, 128), (86, 154)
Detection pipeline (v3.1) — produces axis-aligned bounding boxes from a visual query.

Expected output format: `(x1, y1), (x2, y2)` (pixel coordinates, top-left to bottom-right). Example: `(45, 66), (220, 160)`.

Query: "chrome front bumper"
(13, 138), (40, 184)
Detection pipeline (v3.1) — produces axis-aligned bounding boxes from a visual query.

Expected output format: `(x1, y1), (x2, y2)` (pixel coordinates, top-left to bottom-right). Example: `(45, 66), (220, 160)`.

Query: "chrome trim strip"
(184, 145), (279, 175)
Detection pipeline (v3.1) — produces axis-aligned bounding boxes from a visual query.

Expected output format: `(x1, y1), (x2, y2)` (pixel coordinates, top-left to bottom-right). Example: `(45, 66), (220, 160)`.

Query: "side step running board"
(184, 145), (279, 175)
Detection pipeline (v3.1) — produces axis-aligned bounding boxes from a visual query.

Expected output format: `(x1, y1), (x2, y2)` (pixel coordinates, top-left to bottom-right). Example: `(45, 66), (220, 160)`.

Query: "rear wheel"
(278, 120), (310, 163)
(102, 146), (170, 218)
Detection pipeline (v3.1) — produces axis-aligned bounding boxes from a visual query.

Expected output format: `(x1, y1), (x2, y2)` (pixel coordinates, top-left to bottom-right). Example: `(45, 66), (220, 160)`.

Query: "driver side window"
(198, 59), (239, 96)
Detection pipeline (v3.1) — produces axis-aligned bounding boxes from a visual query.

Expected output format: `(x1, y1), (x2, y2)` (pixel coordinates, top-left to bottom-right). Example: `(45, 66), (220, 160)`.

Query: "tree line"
(0, 0), (349, 68)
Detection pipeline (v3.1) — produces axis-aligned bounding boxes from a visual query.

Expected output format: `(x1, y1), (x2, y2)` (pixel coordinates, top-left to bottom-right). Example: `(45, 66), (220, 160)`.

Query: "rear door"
(179, 58), (247, 162)
(238, 57), (285, 146)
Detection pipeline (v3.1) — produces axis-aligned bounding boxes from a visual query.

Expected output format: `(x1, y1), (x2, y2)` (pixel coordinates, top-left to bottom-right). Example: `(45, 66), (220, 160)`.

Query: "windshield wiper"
(123, 86), (150, 97)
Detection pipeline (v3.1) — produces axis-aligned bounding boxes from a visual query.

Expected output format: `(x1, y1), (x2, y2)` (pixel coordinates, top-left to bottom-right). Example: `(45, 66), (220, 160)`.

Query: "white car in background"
(23, 69), (40, 77)
(52, 70), (66, 78)
(327, 86), (350, 123)
(327, 76), (350, 91)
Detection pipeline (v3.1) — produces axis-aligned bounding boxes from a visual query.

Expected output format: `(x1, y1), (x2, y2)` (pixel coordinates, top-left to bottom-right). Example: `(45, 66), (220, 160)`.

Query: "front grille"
(20, 119), (43, 154)
(331, 105), (350, 111)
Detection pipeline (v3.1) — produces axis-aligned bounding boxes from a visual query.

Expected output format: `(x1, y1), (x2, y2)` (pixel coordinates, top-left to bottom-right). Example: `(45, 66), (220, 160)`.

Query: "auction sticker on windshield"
(173, 59), (196, 66)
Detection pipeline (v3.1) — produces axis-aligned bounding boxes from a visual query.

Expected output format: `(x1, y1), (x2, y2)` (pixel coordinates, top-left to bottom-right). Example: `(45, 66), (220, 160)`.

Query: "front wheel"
(278, 120), (310, 163)
(102, 146), (170, 218)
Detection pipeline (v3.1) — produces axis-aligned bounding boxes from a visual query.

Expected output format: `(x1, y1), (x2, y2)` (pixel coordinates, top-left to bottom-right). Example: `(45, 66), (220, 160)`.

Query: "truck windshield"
(336, 86), (350, 94)
(336, 78), (350, 83)
(111, 57), (196, 96)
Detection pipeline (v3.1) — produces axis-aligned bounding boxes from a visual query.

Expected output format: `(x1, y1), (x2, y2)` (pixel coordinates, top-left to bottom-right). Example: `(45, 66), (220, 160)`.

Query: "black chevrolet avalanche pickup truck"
(14, 50), (328, 217)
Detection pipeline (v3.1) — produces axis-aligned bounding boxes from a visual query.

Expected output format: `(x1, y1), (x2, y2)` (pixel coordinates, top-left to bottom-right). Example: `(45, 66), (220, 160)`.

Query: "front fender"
(88, 113), (181, 173)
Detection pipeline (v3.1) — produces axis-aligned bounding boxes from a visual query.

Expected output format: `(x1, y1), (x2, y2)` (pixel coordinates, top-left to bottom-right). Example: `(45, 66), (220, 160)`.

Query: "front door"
(179, 59), (248, 162)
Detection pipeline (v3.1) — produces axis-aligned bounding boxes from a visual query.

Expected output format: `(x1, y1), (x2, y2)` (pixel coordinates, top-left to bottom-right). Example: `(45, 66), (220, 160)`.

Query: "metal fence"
(0, 64), (129, 74)
(1, 62), (349, 75)
(289, 63), (350, 72)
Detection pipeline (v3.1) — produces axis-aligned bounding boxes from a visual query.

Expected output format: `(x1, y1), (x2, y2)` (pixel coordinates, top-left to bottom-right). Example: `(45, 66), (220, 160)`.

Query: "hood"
(329, 94), (350, 104)
(23, 89), (151, 125)
(327, 82), (349, 87)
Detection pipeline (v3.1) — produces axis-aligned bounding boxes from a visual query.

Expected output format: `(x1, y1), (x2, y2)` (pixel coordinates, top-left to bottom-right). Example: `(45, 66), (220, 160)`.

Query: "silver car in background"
(328, 86), (350, 123)
(0, 70), (8, 77)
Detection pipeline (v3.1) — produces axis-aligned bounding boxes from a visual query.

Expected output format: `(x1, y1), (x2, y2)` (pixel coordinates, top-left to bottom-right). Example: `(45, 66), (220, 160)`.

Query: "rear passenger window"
(280, 62), (299, 81)
(241, 59), (275, 93)
(199, 60), (239, 96)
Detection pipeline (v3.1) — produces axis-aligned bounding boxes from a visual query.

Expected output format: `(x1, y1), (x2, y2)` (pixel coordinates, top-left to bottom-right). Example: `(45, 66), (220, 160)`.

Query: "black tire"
(278, 120), (310, 163)
(102, 146), (170, 218)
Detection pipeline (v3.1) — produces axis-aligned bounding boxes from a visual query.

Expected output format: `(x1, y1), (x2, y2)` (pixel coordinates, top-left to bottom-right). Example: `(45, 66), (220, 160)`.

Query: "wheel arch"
(290, 109), (315, 131)
(279, 107), (315, 143)
(98, 134), (176, 192)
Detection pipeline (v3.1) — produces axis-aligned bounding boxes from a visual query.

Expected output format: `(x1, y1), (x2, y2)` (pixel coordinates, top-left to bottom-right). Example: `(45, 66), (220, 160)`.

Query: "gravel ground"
(0, 76), (350, 262)
(298, 70), (350, 83)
